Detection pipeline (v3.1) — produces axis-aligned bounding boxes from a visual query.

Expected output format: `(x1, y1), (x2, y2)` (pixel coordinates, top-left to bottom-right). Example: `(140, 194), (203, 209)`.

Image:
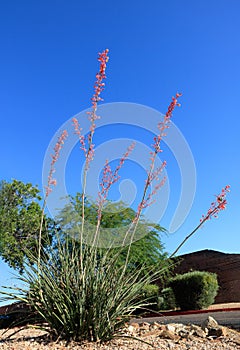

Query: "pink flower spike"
(132, 93), (181, 229)
(85, 49), (109, 169)
(200, 185), (230, 223)
(153, 93), (182, 156)
(45, 130), (68, 198)
(89, 49), (109, 117)
(72, 117), (87, 155)
(50, 179), (57, 186)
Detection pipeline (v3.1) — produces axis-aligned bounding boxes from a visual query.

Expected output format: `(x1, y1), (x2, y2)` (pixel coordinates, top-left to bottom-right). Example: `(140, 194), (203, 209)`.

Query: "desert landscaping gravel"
(0, 321), (240, 350)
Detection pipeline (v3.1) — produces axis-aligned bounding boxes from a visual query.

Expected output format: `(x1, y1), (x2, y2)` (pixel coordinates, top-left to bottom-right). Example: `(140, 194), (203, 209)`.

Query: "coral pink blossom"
(200, 185), (230, 222)
(45, 130), (68, 197)
(134, 94), (182, 221)
(73, 49), (109, 170)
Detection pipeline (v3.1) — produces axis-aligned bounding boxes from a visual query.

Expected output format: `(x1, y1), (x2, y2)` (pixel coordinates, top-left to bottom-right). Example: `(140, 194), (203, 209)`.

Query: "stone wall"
(172, 250), (240, 303)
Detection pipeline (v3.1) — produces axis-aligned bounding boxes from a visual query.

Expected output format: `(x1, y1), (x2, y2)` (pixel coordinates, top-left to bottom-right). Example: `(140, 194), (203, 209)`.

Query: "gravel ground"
(1, 304), (240, 349)
(0, 326), (240, 350)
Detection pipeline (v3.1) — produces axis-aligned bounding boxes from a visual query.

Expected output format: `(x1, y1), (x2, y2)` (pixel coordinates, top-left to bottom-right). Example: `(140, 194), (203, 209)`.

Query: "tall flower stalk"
(169, 185), (230, 258)
(122, 94), (182, 257)
(38, 130), (68, 267)
(93, 142), (136, 246)
(72, 49), (109, 270)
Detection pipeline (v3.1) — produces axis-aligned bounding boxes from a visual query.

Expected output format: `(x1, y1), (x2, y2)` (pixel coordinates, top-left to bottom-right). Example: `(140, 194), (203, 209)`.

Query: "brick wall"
(172, 249), (240, 303)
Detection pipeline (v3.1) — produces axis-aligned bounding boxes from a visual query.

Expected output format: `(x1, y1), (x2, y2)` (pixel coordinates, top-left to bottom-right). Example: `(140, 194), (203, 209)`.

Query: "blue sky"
(0, 1), (240, 291)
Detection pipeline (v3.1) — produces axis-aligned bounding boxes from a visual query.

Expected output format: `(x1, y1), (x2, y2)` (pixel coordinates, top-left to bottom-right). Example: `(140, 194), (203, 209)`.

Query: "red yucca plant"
(0, 49), (230, 344)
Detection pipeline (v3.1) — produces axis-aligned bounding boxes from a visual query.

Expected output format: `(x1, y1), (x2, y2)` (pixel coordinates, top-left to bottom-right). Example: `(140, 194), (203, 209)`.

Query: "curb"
(144, 307), (240, 318)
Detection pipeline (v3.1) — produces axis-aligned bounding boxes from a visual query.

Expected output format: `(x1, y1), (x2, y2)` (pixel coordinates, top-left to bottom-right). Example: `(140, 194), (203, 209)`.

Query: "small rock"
(127, 325), (135, 334)
(172, 323), (189, 337)
(139, 322), (151, 335)
(178, 328), (191, 339)
(219, 326), (228, 337)
(166, 324), (176, 333)
(201, 316), (219, 330)
(141, 329), (162, 338)
(139, 322), (150, 330)
(129, 322), (139, 329)
(160, 329), (180, 341)
(207, 326), (226, 337)
(190, 324), (207, 338)
(150, 322), (162, 330)
(171, 323), (186, 334)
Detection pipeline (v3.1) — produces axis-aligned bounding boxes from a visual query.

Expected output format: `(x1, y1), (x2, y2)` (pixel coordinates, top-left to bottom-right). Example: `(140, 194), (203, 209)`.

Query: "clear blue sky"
(0, 1), (240, 291)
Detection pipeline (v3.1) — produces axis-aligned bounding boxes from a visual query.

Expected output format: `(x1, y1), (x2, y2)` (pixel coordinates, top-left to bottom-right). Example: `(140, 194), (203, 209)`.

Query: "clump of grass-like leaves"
(1, 235), (157, 342)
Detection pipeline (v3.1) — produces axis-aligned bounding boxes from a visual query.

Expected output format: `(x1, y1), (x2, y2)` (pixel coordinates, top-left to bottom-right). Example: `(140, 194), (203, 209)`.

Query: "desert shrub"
(137, 284), (161, 312)
(1, 49), (180, 342)
(0, 48), (229, 344)
(159, 287), (177, 310)
(141, 284), (159, 299)
(169, 270), (219, 310)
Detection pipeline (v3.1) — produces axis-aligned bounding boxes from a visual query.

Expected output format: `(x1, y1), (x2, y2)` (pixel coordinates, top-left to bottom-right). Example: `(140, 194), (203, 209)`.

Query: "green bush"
(138, 284), (161, 311)
(141, 284), (159, 298)
(159, 287), (177, 310)
(169, 271), (219, 310)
